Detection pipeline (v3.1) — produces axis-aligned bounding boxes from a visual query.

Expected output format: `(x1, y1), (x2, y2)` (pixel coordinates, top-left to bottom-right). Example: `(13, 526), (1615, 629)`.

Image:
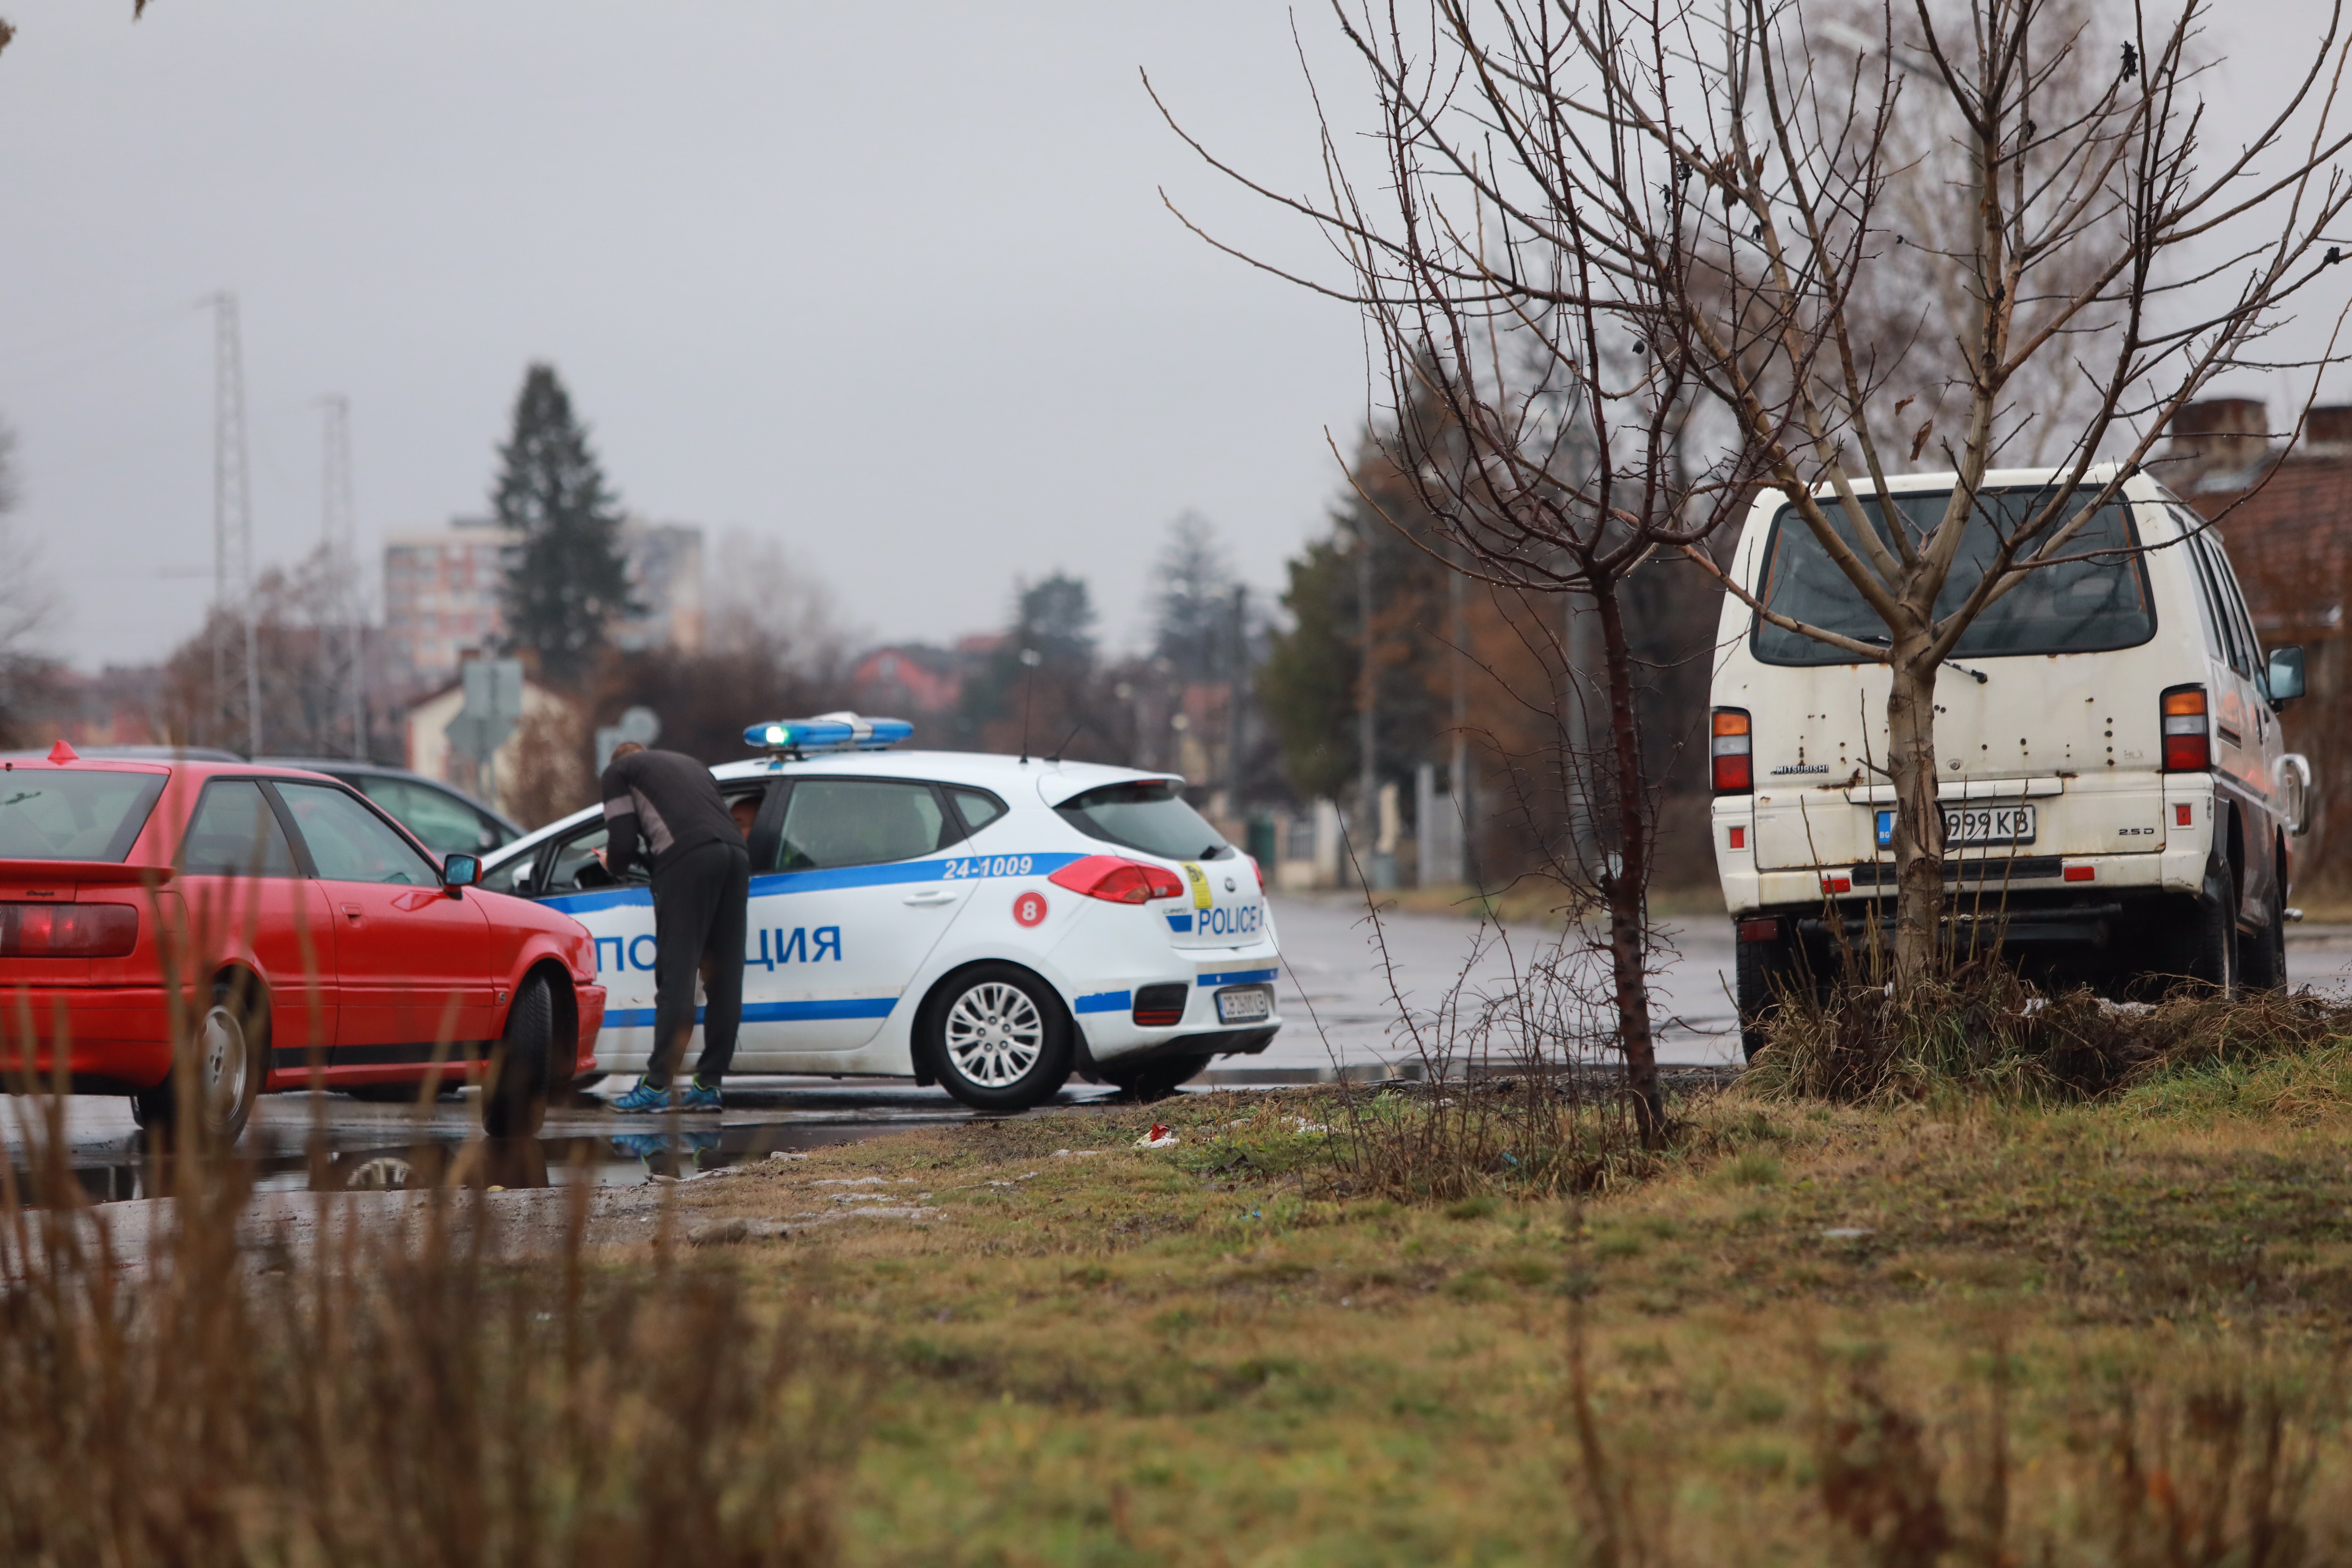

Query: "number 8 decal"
(1013, 890), (1048, 928)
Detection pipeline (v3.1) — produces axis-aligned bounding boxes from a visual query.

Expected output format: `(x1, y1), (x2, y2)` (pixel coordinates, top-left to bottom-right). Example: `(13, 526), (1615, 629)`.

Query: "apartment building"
(382, 516), (704, 693)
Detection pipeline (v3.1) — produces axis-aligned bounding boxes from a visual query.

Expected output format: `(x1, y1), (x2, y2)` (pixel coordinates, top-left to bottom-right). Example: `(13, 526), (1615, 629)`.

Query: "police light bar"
(743, 713), (913, 755)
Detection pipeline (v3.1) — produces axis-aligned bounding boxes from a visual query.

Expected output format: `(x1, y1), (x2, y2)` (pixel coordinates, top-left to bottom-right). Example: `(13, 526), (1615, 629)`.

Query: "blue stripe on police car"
(604, 996), (900, 1028)
(542, 850), (1088, 920)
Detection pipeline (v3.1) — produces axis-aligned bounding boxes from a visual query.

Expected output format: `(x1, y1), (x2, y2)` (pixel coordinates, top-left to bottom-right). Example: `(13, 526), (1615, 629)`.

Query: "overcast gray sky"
(0, 2), (1375, 671)
(0, 2), (2341, 673)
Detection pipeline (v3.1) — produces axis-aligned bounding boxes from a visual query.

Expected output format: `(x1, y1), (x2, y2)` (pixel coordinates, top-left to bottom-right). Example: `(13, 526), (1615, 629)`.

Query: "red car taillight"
(0, 902), (136, 958)
(1047, 854), (1187, 904)
(1711, 708), (1753, 793)
(2161, 685), (2210, 772)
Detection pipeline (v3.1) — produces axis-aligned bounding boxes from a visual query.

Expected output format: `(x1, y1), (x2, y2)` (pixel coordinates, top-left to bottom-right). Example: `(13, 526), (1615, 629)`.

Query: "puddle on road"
(12, 1103), (984, 1208)
(0, 1072), (1360, 1207)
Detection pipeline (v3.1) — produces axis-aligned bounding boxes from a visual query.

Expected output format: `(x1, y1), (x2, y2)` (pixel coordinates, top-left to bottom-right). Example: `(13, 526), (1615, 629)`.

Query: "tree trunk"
(1591, 583), (1665, 1147)
(1885, 647), (1945, 991)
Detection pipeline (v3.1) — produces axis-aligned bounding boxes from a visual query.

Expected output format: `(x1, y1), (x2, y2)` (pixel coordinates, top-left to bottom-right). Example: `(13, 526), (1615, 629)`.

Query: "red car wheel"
(132, 975), (264, 1146)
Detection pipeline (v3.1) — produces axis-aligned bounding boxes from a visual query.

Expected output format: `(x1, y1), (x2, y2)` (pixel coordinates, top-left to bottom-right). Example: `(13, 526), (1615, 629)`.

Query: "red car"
(0, 746), (603, 1142)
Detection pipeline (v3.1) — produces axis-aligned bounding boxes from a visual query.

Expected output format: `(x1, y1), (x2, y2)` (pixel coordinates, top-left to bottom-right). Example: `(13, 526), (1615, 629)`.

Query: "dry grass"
(4, 927), (2348, 1561)
(1316, 1077), (1670, 1204)
(603, 1072), (2352, 1565)
(0, 881), (864, 1565)
(1748, 965), (2352, 1106)
(0, 1098), (860, 1565)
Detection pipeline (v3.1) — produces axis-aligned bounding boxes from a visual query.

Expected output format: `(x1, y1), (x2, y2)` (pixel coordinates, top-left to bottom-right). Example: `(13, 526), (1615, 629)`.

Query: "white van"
(1709, 466), (2314, 1053)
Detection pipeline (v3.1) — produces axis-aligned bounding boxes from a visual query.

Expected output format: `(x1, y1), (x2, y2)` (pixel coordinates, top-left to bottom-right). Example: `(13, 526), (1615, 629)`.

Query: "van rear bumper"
(1733, 849), (2198, 912)
(1714, 785), (2215, 915)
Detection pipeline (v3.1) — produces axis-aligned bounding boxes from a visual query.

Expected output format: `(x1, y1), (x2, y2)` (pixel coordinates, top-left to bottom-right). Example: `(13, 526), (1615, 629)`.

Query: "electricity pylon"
(209, 292), (260, 756)
(319, 394), (365, 758)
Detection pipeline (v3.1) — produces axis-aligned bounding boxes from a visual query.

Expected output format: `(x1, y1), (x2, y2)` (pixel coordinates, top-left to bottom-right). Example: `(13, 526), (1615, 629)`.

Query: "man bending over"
(596, 741), (750, 1113)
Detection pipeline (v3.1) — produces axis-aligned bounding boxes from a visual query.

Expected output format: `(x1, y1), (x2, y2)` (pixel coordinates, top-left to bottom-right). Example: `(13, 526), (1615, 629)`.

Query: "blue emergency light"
(744, 713), (914, 755)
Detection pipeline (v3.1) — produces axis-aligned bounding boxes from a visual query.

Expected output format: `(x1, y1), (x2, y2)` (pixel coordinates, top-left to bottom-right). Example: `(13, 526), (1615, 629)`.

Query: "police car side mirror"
(441, 853), (482, 896)
(2268, 645), (2307, 707)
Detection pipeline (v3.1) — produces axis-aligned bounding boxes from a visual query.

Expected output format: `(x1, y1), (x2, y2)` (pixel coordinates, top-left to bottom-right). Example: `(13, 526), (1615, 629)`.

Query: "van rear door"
(1741, 485), (2169, 871)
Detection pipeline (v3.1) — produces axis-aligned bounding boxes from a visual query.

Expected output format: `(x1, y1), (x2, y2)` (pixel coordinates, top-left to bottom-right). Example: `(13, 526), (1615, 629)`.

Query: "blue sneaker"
(610, 1078), (675, 1113)
(676, 1082), (722, 1114)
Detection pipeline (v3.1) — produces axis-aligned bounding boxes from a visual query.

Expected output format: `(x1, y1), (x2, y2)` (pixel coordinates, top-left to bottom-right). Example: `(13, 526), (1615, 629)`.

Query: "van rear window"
(1751, 487), (2155, 664)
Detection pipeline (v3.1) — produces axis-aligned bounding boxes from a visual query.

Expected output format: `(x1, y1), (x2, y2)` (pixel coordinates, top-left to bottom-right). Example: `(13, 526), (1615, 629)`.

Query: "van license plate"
(1875, 806), (2037, 847)
(1215, 985), (1273, 1024)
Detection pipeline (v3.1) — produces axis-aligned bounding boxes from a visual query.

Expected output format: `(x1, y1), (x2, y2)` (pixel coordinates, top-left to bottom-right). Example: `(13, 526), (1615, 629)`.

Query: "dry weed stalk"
(1749, 961), (2352, 1106)
(0, 881), (860, 1567)
(1318, 912), (1667, 1202)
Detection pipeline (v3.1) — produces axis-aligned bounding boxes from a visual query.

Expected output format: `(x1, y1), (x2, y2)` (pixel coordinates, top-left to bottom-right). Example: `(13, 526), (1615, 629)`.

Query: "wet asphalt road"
(8, 896), (2351, 1205)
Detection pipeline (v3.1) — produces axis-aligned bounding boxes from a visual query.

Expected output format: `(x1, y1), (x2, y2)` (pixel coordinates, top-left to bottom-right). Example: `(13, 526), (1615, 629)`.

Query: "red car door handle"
(341, 904), (362, 921)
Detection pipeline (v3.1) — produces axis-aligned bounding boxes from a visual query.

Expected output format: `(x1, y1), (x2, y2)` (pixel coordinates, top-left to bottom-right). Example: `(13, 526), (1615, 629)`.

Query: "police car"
(473, 715), (1283, 1109)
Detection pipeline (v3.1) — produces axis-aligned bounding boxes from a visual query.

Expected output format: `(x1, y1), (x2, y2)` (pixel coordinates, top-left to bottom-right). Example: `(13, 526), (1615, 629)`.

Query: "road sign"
(595, 705), (662, 774)
(447, 658), (525, 766)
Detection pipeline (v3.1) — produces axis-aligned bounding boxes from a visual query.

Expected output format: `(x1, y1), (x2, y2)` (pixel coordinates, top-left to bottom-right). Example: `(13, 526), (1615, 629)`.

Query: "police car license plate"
(1874, 805), (2037, 847)
(1215, 985), (1272, 1024)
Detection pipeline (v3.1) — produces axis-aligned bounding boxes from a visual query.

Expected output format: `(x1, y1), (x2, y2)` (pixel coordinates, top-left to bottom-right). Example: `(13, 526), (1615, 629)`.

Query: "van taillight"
(1711, 708), (1753, 793)
(0, 902), (136, 958)
(2161, 685), (2210, 772)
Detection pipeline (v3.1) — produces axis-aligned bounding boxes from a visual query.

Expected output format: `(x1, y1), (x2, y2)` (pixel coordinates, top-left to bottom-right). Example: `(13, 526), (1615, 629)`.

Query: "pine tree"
(1152, 511), (1236, 682)
(494, 365), (635, 690)
(953, 572), (1102, 753)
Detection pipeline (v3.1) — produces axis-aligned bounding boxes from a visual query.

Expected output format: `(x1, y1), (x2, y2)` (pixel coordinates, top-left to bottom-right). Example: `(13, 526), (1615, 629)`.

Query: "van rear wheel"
(1734, 926), (1793, 1061)
(2184, 860), (2240, 996)
(2243, 876), (2288, 992)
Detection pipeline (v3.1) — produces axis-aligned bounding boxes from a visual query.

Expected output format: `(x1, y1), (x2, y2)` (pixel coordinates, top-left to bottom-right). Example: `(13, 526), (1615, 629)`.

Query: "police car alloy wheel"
(923, 963), (1073, 1111)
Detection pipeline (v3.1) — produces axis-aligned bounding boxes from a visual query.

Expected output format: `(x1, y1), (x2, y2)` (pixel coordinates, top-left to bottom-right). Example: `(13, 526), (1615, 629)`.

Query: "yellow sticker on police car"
(1182, 861), (1212, 909)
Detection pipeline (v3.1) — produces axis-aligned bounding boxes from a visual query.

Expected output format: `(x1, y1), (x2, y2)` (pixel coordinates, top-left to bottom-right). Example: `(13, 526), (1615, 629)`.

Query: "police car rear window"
(1056, 781), (1231, 861)
(774, 779), (948, 870)
(948, 787), (1007, 835)
(0, 769), (165, 862)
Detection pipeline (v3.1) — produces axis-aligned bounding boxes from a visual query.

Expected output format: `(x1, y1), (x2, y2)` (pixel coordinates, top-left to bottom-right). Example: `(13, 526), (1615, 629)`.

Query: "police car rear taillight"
(0, 902), (135, 958)
(1047, 855), (1186, 903)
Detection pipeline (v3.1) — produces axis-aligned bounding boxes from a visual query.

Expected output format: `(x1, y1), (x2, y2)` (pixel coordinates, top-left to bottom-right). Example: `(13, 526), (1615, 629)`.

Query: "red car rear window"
(0, 770), (166, 862)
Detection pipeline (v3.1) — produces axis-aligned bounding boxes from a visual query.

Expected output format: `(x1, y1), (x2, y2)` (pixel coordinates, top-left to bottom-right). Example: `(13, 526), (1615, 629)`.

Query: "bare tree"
(1819, 0), (2129, 465)
(0, 420), (64, 747)
(703, 528), (855, 681)
(1158, 23), (1774, 1142)
(0, 4), (154, 64)
(1168, 0), (2352, 991)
